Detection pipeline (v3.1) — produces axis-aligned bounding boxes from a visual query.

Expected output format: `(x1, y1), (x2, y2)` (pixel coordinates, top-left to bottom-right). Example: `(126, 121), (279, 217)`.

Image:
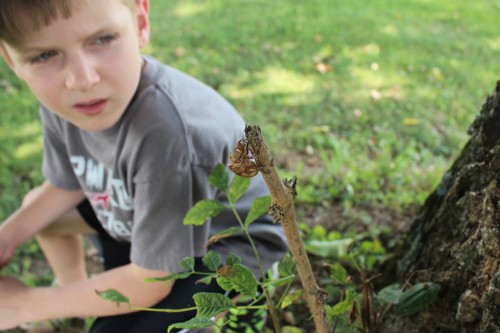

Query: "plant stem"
(229, 204), (282, 333)
(276, 280), (293, 309)
(131, 304), (267, 313)
(230, 205), (266, 279)
(130, 306), (197, 313)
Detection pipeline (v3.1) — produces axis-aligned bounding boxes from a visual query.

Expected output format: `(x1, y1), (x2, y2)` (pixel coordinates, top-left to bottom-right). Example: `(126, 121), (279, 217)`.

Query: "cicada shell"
(228, 139), (259, 177)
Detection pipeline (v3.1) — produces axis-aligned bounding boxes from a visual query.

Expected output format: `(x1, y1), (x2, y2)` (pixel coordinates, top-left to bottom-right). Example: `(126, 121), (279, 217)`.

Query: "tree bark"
(395, 82), (500, 332)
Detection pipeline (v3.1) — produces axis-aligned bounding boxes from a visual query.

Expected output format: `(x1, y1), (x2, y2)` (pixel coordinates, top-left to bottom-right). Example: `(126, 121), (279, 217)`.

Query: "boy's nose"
(65, 56), (100, 91)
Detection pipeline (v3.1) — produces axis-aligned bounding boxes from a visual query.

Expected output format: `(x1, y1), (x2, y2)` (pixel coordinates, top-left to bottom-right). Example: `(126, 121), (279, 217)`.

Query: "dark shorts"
(76, 200), (265, 333)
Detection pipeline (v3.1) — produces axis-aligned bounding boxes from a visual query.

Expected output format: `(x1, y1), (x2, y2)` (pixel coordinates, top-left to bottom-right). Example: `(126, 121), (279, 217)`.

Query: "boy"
(0, 0), (287, 332)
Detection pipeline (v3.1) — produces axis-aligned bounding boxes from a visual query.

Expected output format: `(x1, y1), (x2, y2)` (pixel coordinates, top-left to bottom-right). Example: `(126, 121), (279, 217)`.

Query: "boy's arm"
(0, 263), (173, 329)
(0, 181), (85, 266)
(0, 181), (174, 329)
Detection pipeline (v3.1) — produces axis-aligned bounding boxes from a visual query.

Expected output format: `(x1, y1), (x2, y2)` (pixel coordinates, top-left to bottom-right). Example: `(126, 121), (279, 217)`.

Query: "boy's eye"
(31, 50), (58, 64)
(94, 34), (117, 45)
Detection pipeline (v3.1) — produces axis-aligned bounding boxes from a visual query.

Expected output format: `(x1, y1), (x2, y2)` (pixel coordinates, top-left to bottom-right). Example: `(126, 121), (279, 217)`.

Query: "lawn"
(0, 0), (499, 330)
(145, 0), (499, 208)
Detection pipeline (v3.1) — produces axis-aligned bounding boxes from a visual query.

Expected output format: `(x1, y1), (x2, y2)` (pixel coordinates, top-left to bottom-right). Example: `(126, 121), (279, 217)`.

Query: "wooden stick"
(244, 125), (331, 333)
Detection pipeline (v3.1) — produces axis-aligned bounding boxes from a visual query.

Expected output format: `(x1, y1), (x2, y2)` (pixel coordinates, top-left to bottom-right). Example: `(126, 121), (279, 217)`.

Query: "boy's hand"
(0, 276), (29, 329)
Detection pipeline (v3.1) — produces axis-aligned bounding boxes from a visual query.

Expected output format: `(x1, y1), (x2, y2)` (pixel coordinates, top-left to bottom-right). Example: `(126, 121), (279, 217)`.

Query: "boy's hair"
(0, 0), (135, 46)
(0, 0), (75, 45)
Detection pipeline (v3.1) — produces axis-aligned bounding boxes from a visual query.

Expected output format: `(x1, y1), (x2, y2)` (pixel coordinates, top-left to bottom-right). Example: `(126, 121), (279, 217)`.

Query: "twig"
(243, 124), (331, 333)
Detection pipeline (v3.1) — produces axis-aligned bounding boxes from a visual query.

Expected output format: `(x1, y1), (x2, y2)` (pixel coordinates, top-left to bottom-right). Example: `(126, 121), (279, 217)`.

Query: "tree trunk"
(395, 82), (500, 333)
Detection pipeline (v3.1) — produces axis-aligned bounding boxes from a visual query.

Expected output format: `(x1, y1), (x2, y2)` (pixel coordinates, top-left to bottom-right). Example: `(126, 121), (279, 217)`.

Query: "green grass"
(146, 0), (499, 208)
(0, 0), (499, 279)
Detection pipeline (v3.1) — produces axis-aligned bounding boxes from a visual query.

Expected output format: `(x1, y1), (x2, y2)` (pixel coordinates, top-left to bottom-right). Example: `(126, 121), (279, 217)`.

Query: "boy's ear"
(135, 0), (150, 48)
(0, 43), (14, 69)
(0, 42), (23, 79)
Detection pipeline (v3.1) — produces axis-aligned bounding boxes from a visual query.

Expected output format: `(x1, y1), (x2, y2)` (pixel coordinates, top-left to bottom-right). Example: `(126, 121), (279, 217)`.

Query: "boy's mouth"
(73, 99), (107, 116)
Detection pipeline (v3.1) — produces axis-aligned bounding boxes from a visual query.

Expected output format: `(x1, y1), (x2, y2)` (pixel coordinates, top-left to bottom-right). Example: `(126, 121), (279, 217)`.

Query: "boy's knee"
(22, 187), (69, 237)
(36, 220), (62, 238)
(22, 187), (55, 237)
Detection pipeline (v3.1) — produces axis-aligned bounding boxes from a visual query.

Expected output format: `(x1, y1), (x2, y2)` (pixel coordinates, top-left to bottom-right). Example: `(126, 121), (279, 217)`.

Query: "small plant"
(300, 224), (441, 333)
(98, 124), (331, 332)
(98, 162), (296, 332)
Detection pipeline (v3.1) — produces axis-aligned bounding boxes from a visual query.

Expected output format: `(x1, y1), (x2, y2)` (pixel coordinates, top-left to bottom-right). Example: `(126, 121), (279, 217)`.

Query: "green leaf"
(184, 199), (226, 226)
(208, 163), (230, 193)
(378, 283), (402, 305)
(207, 227), (243, 246)
(304, 239), (353, 258)
(396, 282), (440, 316)
(329, 289), (356, 315)
(217, 264), (258, 298)
(179, 257), (195, 271)
(244, 195), (271, 226)
(278, 254), (295, 276)
(311, 225), (328, 240)
(145, 256), (195, 283)
(202, 251), (222, 271)
(330, 263), (349, 284)
(282, 326), (303, 333)
(144, 271), (192, 283)
(197, 276), (214, 285)
(168, 316), (215, 333)
(263, 274), (295, 288)
(194, 292), (235, 318)
(228, 176), (250, 205)
(95, 289), (130, 306)
(281, 289), (303, 309)
(225, 252), (242, 265)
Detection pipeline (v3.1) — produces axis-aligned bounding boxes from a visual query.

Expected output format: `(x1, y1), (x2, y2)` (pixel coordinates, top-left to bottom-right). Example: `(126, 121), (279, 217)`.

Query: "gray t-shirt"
(40, 56), (287, 276)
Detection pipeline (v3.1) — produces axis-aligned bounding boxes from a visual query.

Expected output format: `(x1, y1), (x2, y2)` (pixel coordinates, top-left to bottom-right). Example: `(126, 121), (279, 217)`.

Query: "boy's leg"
(22, 187), (96, 285)
(35, 210), (95, 284)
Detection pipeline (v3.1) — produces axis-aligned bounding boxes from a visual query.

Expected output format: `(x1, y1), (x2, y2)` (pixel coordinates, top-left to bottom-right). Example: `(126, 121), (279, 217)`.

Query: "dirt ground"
(279, 203), (417, 331)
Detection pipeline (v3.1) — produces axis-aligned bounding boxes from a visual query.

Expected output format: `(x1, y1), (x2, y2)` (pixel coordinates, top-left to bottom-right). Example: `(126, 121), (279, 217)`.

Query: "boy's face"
(0, 0), (150, 132)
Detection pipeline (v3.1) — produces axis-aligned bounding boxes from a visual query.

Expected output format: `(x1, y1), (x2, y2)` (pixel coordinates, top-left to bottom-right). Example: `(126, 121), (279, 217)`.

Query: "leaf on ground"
(282, 326), (304, 333)
(304, 239), (353, 258)
(377, 283), (402, 305)
(396, 282), (440, 316)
